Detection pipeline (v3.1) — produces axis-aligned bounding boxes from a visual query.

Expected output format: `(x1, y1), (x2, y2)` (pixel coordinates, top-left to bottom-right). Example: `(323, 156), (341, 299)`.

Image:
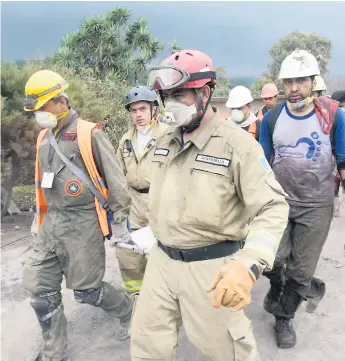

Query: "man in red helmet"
(130, 49), (289, 361)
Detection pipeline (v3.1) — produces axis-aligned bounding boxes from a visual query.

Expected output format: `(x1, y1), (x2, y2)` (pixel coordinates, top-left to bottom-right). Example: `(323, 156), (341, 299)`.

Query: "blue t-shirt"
(259, 104), (345, 207)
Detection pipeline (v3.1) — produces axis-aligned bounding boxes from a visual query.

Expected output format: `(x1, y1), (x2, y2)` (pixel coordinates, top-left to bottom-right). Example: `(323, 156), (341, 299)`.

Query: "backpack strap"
(255, 119), (261, 141)
(330, 110), (338, 156)
(267, 102), (285, 138)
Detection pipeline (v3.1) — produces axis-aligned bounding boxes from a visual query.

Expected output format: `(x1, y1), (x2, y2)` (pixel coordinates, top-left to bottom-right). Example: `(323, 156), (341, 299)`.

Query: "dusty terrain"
(1, 206), (345, 361)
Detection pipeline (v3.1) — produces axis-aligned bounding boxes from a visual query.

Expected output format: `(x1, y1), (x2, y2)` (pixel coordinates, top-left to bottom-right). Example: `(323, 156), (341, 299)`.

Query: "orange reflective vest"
(248, 121), (257, 139)
(257, 106), (268, 121)
(35, 119), (110, 237)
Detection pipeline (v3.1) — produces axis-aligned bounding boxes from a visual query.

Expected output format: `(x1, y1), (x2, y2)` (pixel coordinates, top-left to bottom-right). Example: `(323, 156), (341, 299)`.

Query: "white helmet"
(226, 86), (254, 109)
(278, 50), (320, 79)
(313, 75), (327, 92)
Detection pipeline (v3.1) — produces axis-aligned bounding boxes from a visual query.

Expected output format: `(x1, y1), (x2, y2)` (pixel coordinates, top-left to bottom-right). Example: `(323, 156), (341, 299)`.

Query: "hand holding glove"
(109, 219), (135, 247)
(206, 260), (255, 311)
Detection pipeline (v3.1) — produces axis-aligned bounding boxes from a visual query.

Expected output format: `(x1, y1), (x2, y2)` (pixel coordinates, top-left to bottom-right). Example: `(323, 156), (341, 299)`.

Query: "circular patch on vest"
(65, 180), (82, 196)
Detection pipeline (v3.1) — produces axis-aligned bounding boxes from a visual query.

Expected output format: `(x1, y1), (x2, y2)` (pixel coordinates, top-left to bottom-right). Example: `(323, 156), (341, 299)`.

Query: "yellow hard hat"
(24, 70), (69, 111)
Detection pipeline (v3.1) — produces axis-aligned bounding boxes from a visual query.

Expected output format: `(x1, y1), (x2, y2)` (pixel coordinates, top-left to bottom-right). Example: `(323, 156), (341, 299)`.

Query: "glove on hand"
(109, 219), (135, 247)
(206, 260), (255, 311)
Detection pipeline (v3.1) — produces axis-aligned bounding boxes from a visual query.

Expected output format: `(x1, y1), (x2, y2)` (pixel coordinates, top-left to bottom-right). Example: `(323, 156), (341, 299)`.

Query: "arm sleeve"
(91, 129), (131, 224)
(335, 108), (345, 169)
(230, 144), (289, 277)
(116, 137), (127, 176)
(259, 112), (273, 161)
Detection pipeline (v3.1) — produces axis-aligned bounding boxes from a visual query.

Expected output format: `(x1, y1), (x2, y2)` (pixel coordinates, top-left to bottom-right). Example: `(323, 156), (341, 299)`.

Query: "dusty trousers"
(116, 246), (148, 294)
(264, 204), (333, 318)
(22, 210), (133, 361)
(130, 243), (258, 361)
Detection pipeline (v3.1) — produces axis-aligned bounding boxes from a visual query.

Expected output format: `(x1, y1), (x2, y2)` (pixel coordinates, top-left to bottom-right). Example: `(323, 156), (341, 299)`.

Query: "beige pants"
(117, 247), (148, 294)
(130, 243), (258, 361)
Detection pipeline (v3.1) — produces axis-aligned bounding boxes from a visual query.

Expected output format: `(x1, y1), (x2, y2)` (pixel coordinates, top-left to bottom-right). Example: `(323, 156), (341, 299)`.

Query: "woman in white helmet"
(312, 75), (327, 97)
(226, 85), (261, 140)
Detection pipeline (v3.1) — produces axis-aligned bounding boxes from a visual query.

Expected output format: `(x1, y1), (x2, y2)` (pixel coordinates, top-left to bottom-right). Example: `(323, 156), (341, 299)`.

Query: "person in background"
(312, 75), (327, 98)
(257, 83), (279, 120)
(115, 86), (168, 295)
(331, 90), (345, 112)
(226, 85), (261, 140)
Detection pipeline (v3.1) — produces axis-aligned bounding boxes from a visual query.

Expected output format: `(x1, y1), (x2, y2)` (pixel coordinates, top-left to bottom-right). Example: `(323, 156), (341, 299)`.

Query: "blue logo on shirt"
(278, 132), (321, 162)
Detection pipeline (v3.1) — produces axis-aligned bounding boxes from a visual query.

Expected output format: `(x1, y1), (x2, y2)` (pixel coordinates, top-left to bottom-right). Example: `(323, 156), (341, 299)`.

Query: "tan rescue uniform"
(131, 109), (289, 361)
(116, 121), (168, 293)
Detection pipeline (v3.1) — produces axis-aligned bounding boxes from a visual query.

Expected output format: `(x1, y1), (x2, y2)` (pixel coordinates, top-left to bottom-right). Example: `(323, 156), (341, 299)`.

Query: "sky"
(1, 1), (345, 78)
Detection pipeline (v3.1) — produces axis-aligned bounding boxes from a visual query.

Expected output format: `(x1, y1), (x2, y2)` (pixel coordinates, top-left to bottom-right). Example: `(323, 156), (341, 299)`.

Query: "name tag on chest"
(196, 154), (230, 168)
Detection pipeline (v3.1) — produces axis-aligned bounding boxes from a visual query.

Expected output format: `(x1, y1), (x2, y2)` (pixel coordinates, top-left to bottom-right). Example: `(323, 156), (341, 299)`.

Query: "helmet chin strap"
(183, 87), (215, 134)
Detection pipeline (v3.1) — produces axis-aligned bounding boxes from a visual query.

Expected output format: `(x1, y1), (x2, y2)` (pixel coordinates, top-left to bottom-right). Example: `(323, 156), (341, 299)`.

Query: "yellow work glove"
(206, 260), (256, 311)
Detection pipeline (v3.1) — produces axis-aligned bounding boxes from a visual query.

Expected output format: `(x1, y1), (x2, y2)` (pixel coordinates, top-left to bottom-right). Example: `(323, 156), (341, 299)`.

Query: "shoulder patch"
(259, 156), (272, 173)
(154, 148), (169, 156)
(65, 180), (82, 196)
(196, 154), (230, 168)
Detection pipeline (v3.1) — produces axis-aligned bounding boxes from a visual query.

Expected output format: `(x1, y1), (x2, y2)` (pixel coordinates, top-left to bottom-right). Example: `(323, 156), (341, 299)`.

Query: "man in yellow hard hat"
(115, 86), (168, 294)
(22, 70), (134, 361)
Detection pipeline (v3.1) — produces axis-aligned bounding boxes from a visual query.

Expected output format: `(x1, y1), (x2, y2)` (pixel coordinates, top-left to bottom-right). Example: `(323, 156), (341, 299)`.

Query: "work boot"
(274, 317), (296, 348)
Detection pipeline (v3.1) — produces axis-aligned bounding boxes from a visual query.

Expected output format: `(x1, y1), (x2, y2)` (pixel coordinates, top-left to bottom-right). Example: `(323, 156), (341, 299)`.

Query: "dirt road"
(1, 209), (344, 361)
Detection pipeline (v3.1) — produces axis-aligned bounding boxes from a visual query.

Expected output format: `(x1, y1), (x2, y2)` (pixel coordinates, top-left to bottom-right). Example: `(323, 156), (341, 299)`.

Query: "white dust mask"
(231, 109), (245, 123)
(34, 111), (58, 129)
(164, 99), (197, 128)
(287, 96), (313, 112)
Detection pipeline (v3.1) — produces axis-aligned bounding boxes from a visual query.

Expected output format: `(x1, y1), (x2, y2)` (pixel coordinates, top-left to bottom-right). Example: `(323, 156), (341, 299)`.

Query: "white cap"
(226, 86), (254, 109)
(279, 50), (320, 79)
(313, 75), (327, 92)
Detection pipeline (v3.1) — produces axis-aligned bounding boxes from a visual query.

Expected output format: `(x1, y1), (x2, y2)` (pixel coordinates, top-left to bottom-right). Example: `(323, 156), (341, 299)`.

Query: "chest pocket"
(179, 162), (235, 232)
(46, 149), (95, 208)
(148, 153), (170, 218)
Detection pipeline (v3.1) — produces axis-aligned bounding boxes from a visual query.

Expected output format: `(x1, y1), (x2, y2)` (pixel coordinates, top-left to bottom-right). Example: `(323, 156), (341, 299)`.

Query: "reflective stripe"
(35, 181), (41, 189)
(41, 303), (62, 322)
(95, 287), (104, 306)
(36, 208), (41, 216)
(39, 291), (59, 297)
(245, 237), (277, 253)
(123, 280), (142, 292)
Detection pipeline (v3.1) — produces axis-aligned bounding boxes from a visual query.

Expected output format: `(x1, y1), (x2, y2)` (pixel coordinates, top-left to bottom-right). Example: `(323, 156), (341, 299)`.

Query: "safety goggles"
(24, 81), (68, 110)
(147, 65), (216, 90)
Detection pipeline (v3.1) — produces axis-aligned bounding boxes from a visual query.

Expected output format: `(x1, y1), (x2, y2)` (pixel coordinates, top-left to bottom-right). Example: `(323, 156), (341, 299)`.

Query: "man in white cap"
(259, 50), (345, 348)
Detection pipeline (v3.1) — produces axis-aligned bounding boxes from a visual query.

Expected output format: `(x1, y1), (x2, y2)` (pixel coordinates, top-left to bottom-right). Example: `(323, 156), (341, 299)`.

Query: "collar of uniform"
(170, 107), (222, 150)
(54, 108), (79, 136)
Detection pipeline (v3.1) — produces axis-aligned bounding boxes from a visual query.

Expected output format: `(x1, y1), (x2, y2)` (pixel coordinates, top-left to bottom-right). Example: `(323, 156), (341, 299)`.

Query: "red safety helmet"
(148, 49), (216, 90)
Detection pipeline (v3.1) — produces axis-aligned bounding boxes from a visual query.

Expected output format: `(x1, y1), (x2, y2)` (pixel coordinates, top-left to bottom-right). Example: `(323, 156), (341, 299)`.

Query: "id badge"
(41, 172), (55, 188)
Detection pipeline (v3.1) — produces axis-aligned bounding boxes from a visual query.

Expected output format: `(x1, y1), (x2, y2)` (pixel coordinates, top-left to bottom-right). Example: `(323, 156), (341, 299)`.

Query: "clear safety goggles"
(24, 80), (68, 110)
(147, 65), (216, 90)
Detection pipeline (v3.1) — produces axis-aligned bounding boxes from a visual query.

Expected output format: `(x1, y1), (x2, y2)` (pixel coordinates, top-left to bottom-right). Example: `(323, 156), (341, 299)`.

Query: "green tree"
(213, 67), (230, 97)
(268, 31), (332, 80)
(250, 76), (275, 98)
(53, 8), (164, 82)
(170, 39), (182, 54)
